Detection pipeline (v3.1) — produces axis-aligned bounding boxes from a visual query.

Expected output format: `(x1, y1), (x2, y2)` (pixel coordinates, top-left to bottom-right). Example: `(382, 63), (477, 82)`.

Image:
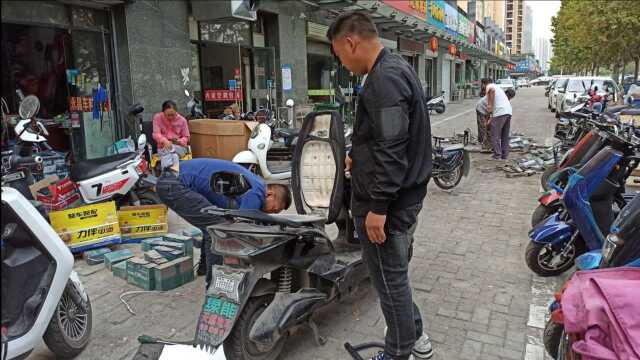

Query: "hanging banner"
(383, 0), (427, 21)
(427, 0), (446, 30)
(205, 89), (243, 102)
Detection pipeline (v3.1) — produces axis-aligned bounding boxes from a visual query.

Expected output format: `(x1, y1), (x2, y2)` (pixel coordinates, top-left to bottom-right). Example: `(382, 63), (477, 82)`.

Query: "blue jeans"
(354, 203), (424, 360)
(156, 171), (224, 289)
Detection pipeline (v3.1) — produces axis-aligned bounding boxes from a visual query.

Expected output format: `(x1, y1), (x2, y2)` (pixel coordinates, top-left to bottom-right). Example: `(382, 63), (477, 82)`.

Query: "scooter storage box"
(188, 119), (256, 160)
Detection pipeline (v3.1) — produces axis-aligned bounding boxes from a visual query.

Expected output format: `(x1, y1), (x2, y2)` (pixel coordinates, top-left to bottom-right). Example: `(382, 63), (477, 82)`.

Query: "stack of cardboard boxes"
(84, 233), (196, 291)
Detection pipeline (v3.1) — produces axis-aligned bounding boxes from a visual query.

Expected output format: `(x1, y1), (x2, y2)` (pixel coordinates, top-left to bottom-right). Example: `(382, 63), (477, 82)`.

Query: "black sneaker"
(196, 262), (207, 276)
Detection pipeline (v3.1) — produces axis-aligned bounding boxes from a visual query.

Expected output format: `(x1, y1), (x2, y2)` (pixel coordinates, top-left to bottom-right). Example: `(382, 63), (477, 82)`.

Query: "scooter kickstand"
(307, 319), (327, 346)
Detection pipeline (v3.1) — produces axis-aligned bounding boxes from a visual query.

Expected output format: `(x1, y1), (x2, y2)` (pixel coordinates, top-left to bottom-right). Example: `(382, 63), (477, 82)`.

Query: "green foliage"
(550, 0), (640, 74)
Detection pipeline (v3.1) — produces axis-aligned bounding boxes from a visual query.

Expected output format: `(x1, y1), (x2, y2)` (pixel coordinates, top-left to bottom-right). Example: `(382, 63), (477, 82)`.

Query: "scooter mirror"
(286, 99), (295, 107)
(184, 89), (190, 97)
(137, 134), (147, 149)
(19, 95), (40, 120)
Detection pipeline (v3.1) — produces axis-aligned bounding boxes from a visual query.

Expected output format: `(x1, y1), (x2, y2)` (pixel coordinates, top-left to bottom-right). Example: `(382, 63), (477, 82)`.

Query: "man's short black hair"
(326, 11), (378, 42)
(268, 183), (291, 210)
(162, 100), (177, 111)
(481, 78), (494, 86)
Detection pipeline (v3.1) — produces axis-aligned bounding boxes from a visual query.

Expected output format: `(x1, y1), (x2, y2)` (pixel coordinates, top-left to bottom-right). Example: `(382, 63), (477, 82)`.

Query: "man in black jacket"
(328, 12), (433, 360)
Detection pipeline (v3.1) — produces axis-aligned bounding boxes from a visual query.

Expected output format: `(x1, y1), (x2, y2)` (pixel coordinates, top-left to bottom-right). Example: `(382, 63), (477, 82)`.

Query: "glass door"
(251, 47), (276, 112)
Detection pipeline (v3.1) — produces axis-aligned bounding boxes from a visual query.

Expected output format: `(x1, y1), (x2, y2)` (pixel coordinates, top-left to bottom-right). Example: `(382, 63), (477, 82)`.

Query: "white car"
(517, 78), (530, 88)
(497, 79), (516, 92)
(557, 77), (619, 114)
(549, 77), (569, 112)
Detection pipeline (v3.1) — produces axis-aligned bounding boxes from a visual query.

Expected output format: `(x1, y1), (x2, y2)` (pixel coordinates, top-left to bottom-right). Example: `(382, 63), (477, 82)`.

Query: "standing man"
(328, 12), (433, 360)
(481, 78), (513, 160)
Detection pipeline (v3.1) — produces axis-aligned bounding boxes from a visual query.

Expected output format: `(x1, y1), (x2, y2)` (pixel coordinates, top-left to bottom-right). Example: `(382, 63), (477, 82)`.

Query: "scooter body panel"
(539, 190), (561, 207)
(231, 150), (258, 165)
(76, 160), (141, 203)
(1, 187), (74, 359)
(529, 213), (574, 245)
(246, 123), (291, 180)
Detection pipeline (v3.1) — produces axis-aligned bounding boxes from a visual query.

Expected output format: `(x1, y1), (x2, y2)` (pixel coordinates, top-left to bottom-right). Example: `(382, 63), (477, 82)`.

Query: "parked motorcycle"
(194, 111), (366, 359)
(184, 89), (205, 120)
(1, 186), (93, 359)
(425, 91), (446, 114)
(533, 109), (637, 226)
(526, 142), (639, 276)
(431, 136), (470, 190)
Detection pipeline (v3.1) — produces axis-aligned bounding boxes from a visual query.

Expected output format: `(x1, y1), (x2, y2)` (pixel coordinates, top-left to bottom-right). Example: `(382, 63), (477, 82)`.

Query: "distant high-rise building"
(522, 5), (533, 54)
(484, 0), (505, 31)
(504, 0), (525, 54)
(534, 37), (551, 71)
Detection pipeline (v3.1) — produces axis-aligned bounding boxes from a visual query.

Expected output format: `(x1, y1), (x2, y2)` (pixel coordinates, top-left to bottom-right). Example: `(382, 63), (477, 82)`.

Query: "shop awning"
(57, 0), (127, 9)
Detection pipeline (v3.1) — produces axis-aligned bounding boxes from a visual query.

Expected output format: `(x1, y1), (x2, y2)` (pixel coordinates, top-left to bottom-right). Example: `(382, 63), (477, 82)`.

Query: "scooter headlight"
(601, 234), (623, 267)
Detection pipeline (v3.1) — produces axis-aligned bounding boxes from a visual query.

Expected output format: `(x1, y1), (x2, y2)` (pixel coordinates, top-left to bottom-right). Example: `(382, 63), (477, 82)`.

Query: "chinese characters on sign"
(204, 89), (244, 102)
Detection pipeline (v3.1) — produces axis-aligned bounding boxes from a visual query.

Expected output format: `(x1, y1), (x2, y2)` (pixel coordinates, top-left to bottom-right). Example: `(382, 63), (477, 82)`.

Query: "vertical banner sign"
(281, 64), (293, 91)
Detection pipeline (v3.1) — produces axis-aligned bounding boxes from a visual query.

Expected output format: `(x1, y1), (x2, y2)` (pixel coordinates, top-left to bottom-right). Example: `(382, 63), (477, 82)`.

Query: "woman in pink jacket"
(152, 100), (190, 150)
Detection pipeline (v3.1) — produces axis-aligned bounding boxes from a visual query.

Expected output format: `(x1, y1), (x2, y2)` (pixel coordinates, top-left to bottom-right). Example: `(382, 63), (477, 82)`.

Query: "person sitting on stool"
(156, 157), (291, 289)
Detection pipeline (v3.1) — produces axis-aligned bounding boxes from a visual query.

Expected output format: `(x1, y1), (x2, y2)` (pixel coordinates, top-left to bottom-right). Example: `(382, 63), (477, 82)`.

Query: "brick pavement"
(26, 87), (559, 360)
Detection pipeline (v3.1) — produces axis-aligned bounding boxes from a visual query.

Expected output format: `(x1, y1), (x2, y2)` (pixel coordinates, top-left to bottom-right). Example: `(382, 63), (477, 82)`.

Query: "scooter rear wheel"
(224, 296), (287, 360)
(434, 166), (463, 190)
(43, 288), (92, 359)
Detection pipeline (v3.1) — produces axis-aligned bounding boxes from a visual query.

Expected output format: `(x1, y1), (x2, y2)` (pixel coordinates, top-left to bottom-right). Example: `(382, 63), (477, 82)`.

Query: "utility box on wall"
(191, 0), (259, 21)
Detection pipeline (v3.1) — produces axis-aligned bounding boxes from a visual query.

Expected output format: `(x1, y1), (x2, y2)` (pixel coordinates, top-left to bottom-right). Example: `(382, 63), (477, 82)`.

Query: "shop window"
(1, 0), (69, 27)
(200, 20), (251, 47)
(71, 7), (108, 30)
(1, 23), (71, 119)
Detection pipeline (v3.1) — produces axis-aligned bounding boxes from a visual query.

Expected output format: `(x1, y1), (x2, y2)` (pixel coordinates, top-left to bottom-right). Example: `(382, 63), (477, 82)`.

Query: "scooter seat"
(222, 209), (325, 227)
(70, 152), (137, 182)
(443, 144), (465, 151)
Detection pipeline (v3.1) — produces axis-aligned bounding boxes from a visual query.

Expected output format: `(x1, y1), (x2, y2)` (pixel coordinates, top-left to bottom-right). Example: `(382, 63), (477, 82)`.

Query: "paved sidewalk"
(27, 88), (559, 360)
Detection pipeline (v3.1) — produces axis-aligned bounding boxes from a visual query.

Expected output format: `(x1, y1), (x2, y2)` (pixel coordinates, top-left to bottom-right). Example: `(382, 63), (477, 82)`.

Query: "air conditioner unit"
(191, 0), (259, 22)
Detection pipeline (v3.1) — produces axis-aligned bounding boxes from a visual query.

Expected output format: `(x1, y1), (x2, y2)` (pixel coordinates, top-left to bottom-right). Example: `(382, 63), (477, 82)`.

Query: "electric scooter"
(1, 186), (92, 359)
(526, 143), (639, 277)
(541, 194), (640, 359)
(425, 91), (446, 114)
(194, 111), (367, 359)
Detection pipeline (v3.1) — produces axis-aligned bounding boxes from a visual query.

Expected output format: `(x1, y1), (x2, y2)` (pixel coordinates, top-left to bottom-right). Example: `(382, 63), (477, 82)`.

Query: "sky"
(526, 0), (561, 40)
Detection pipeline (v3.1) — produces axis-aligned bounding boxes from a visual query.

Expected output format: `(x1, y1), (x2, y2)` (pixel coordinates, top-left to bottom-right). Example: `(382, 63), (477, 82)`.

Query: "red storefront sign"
(205, 89), (243, 102)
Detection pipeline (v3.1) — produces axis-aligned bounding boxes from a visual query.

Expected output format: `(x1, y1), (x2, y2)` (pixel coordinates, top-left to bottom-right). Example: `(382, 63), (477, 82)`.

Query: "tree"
(550, 0), (640, 81)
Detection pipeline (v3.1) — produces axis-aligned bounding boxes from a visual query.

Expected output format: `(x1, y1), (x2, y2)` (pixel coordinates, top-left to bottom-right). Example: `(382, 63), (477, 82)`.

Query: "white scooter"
(13, 96), (158, 206)
(1, 186), (92, 359)
(232, 100), (297, 181)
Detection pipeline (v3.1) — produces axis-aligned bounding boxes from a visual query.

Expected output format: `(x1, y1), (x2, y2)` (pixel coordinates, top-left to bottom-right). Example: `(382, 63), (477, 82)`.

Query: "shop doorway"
(442, 60), (452, 103)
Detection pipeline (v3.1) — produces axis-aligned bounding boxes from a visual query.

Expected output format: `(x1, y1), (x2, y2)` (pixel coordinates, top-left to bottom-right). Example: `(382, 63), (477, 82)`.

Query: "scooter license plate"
(210, 266), (248, 303)
(214, 274), (236, 294)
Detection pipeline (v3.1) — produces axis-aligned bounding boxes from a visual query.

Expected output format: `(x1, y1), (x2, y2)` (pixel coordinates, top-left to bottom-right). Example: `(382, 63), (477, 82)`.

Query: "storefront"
(190, 13), (279, 119)
(1, 0), (120, 160)
(399, 37), (423, 75)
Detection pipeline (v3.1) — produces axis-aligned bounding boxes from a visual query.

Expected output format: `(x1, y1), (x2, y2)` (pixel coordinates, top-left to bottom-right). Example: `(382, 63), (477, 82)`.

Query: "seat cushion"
(70, 152), (137, 182)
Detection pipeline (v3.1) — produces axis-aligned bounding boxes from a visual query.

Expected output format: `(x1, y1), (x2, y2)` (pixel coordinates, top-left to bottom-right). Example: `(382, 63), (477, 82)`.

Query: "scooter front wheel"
(43, 288), (92, 358)
(435, 104), (445, 114)
(525, 240), (583, 277)
(433, 166), (463, 190)
(531, 204), (560, 227)
(224, 296), (287, 360)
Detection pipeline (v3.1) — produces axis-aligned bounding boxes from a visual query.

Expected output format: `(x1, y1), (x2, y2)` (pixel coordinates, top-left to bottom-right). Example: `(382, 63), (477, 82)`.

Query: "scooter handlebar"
(11, 154), (43, 167)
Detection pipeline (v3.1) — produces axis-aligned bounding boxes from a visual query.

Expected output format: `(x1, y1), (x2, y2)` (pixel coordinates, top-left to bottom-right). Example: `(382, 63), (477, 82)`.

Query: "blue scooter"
(526, 144), (639, 277)
(542, 193), (639, 359)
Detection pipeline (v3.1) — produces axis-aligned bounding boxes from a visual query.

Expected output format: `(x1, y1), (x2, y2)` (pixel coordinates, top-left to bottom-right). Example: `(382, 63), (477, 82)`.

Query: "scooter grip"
(11, 155), (42, 167)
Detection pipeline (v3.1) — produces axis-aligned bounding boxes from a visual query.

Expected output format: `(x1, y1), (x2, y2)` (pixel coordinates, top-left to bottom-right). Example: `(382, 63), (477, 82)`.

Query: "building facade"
(504, 0), (524, 55)
(521, 5), (533, 54)
(535, 37), (551, 72)
(1, 0), (515, 162)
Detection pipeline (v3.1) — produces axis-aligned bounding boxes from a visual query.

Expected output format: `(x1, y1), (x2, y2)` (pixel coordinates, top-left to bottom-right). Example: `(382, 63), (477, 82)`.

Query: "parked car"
(548, 77), (569, 112)
(497, 78), (516, 92)
(517, 78), (530, 88)
(532, 77), (552, 86)
(557, 77), (619, 114)
(545, 79), (557, 97)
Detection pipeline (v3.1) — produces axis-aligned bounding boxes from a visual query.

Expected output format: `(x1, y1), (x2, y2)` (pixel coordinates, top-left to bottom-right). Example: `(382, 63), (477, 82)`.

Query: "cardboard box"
(153, 256), (194, 291)
(126, 257), (156, 290)
(188, 119), (256, 160)
(49, 201), (121, 251)
(118, 205), (168, 238)
(112, 260), (128, 279)
(104, 249), (134, 270)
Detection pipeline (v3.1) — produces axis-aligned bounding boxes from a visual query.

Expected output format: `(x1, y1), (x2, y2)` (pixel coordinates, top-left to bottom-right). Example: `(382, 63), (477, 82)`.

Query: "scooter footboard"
(249, 289), (327, 350)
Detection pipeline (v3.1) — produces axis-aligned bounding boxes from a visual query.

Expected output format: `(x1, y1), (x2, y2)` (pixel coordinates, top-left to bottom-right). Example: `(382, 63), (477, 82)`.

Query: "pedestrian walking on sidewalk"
(481, 78), (513, 160)
(328, 12), (433, 360)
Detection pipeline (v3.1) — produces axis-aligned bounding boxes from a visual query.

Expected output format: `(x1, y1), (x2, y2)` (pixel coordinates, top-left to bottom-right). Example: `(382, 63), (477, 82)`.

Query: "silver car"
(557, 77), (619, 114)
(549, 77), (569, 112)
